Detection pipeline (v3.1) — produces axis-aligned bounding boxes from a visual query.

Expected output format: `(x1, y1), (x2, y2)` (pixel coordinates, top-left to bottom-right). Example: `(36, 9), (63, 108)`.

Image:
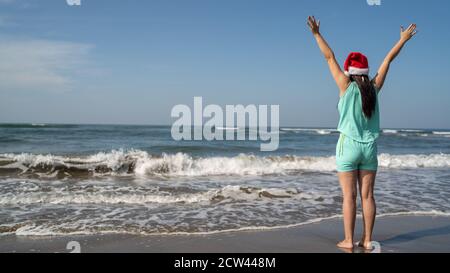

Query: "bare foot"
(357, 241), (373, 250)
(337, 240), (354, 249)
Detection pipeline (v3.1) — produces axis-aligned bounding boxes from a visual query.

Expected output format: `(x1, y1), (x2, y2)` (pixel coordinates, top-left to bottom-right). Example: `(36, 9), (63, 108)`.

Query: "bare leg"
(357, 170), (377, 249)
(337, 171), (358, 249)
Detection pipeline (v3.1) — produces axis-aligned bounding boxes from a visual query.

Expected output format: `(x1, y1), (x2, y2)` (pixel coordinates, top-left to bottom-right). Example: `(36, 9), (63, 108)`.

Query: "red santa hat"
(344, 52), (369, 76)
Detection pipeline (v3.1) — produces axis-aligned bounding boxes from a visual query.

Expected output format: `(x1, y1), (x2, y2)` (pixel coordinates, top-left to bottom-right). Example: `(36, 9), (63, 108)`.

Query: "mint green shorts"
(336, 134), (378, 172)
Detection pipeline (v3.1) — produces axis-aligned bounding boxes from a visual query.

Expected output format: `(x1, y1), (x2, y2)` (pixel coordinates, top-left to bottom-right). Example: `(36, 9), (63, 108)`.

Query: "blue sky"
(0, 0), (449, 129)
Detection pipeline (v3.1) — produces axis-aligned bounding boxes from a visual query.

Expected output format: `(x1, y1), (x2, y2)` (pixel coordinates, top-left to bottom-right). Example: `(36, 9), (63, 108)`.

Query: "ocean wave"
(281, 128), (337, 135)
(381, 129), (437, 136)
(315, 129), (331, 135)
(0, 185), (300, 205)
(433, 131), (450, 135)
(378, 153), (450, 168)
(382, 129), (399, 134)
(0, 123), (78, 129)
(216, 127), (239, 131)
(1, 150), (449, 178)
(3, 210), (449, 237)
(401, 129), (426, 133)
(281, 128), (313, 132)
(0, 136), (26, 144)
(283, 128), (435, 136)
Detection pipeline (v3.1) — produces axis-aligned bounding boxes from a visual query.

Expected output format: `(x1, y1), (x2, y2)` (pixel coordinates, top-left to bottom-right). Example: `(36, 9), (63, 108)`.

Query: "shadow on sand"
(381, 225), (450, 245)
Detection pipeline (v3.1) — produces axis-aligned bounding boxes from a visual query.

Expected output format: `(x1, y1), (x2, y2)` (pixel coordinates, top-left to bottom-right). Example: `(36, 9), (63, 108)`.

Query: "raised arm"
(307, 16), (350, 95)
(373, 24), (417, 91)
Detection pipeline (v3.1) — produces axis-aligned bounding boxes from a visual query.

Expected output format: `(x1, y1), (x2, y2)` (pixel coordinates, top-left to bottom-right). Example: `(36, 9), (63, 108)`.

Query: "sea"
(0, 124), (449, 236)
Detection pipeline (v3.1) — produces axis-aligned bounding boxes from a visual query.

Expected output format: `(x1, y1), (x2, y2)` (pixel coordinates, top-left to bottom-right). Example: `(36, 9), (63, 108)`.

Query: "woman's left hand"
(400, 24), (418, 42)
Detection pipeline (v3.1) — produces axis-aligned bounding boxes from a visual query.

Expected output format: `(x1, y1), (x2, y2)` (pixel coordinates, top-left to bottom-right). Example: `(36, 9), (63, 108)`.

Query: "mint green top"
(337, 81), (380, 143)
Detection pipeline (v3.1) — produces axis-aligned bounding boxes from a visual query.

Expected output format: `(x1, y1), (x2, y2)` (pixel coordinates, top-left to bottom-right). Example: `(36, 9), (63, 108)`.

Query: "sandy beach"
(1, 215), (449, 253)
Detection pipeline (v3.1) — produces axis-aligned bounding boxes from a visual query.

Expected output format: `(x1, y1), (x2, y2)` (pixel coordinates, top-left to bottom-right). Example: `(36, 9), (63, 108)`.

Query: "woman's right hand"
(400, 24), (418, 42)
(307, 16), (320, 35)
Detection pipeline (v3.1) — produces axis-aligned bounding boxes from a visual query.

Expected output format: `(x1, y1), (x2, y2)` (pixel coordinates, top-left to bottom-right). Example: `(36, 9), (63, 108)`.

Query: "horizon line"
(0, 122), (449, 131)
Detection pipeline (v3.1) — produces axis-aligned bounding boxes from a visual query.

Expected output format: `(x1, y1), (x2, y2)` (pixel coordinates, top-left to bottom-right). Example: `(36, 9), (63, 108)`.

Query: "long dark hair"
(350, 75), (377, 119)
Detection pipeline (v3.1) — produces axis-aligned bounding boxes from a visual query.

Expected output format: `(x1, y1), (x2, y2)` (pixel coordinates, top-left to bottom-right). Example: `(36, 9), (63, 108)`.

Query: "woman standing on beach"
(307, 16), (417, 249)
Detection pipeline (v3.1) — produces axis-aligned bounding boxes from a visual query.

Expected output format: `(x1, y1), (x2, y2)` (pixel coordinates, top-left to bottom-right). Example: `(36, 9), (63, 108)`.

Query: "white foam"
(280, 128), (337, 135)
(280, 128), (313, 132)
(134, 153), (337, 176)
(1, 151), (450, 178)
(0, 191), (211, 205)
(401, 129), (425, 133)
(320, 129), (337, 134)
(216, 127), (239, 131)
(382, 129), (399, 134)
(8, 210), (450, 237)
(378, 153), (450, 169)
(0, 185), (300, 205)
(433, 131), (450, 135)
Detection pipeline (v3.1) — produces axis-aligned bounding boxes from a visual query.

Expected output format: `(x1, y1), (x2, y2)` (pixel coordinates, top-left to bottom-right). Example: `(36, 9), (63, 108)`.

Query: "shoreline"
(1, 215), (449, 253)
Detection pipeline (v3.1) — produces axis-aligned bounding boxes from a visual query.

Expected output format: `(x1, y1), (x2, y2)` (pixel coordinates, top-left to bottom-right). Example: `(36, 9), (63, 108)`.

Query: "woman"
(307, 16), (417, 250)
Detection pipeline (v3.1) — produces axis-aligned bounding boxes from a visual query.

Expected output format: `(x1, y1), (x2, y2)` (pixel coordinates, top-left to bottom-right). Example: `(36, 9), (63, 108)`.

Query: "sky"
(0, 0), (449, 129)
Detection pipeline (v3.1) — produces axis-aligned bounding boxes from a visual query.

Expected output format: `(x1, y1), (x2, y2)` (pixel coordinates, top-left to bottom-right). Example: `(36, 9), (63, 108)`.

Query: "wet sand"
(1, 215), (449, 253)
